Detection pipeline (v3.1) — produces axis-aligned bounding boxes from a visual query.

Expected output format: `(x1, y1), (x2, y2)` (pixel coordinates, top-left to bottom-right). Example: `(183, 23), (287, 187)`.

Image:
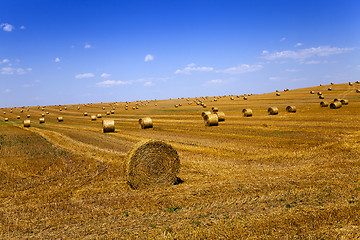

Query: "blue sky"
(1, 0), (359, 107)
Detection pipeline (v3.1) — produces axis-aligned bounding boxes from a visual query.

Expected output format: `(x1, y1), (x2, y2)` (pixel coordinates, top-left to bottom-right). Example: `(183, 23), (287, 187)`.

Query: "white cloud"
(1, 23), (14, 32)
(218, 64), (263, 74)
(303, 60), (321, 65)
(145, 54), (154, 62)
(20, 26), (26, 30)
(1, 59), (9, 64)
(96, 80), (131, 87)
(1, 67), (32, 75)
(280, 37), (286, 42)
(55, 57), (61, 63)
(269, 77), (280, 81)
(101, 73), (111, 78)
(262, 46), (354, 60)
(75, 73), (95, 79)
(175, 63), (214, 74)
(84, 43), (91, 49)
(285, 69), (299, 72)
(144, 81), (154, 86)
(208, 79), (223, 84)
(4, 89), (11, 93)
(294, 42), (303, 47)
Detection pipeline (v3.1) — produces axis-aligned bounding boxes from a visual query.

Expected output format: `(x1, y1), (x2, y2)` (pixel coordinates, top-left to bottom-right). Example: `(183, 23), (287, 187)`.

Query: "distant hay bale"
(212, 107), (219, 113)
(3, 112), (5, 115)
(310, 91), (315, 94)
(17, 116), (21, 119)
(202, 104), (207, 108)
(317, 91), (322, 95)
(41, 113), (45, 117)
(77, 106), (80, 110)
(106, 111), (111, 115)
(334, 98), (340, 102)
(284, 88), (289, 92)
(10, 110), (12, 113)
(126, 140), (180, 189)
(91, 115), (96, 121)
(340, 99), (349, 105)
(319, 95), (325, 99)
(216, 112), (225, 122)
(242, 108), (253, 117)
(320, 101), (329, 107)
(276, 90), (279, 92)
(23, 120), (31, 127)
(111, 110), (115, 114)
(27, 115), (31, 118)
(59, 108), (62, 111)
(64, 107), (67, 110)
(349, 82), (353, 86)
(46, 112), (49, 115)
(4, 118), (8, 122)
(97, 114), (102, 118)
(132, 107), (136, 110)
(204, 114), (218, 126)
(102, 107), (105, 110)
(356, 89), (360, 93)
(268, 107), (279, 115)
(84, 112), (88, 116)
(330, 101), (342, 109)
(179, 103), (182, 106)
(230, 97), (234, 100)
(57, 116), (64, 122)
(328, 87), (332, 91)
(174, 104), (178, 108)
(102, 119), (115, 133)
(139, 117), (153, 129)
(331, 82), (334, 85)
(202, 111), (212, 118)
(243, 96), (248, 100)
(214, 98), (217, 101)
(286, 106), (296, 113)
(276, 93), (281, 96)
(20, 109), (23, 113)
(39, 117), (45, 124)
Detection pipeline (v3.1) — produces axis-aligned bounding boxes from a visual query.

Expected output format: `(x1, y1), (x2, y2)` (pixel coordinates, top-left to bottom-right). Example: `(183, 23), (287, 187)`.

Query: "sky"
(1, 0), (359, 107)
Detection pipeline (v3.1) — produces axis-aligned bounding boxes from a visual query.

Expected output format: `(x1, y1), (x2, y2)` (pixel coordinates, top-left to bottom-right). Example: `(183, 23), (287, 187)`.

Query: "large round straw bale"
(317, 91), (322, 95)
(64, 107), (67, 110)
(286, 106), (296, 113)
(106, 111), (111, 115)
(243, 96), (248, 100)
(97, 114), (102, 118)
(340, 99), (349, 105)
(20, 109), (23, 113)
(356, 89), (360, 93)
(102, 119), (115, 133)
(333, 98), (340, 102)
(126, 140), (180, 189)
(268, 107), (279, 115)
(331, 82), (334, 85)
(17, 116), (21, 119)
(202, 104), (207, 108)
(132, 107), (136, 110)
(39, 117), (45, 124)
(4, 118), (8, 122)
(27, 115), (31, 118)
(102, 107), (105, 110)
(139, 117), (153, 129)
(319, 95), (325, 99)
(111, 110), (115, 114)
(276, 93), (281, 96)
(84, 112), (88, 116)
(349, 82), (353, 86)
(3, 112), (5, 115)
(174, 104), (178, 108)
(320, 101), (329, 107)
(212, 107), (219, 113)
(204, 114), (218, 126)
(202, 111), (212, 118)
(46, 112), (49, 115)
(242, 108), (253, 117)
(41, 113), (45, 117)
(216, 111), (225, 122)
(328, 87), (332, 91)
(91, 115), (96, 121)
(23, 120), (31, 127)
(310, 91), (315, 94)
(356, 81), (360, 84)
(230, 97), (234, 100)
(330, 101), (342, 109)
(57, 116), (64, 122)
(59, 108), (62, 111)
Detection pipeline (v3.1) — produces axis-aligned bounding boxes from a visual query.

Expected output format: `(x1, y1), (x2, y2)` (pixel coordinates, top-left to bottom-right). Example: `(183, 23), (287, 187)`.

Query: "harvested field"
(0, 83), (360, 239)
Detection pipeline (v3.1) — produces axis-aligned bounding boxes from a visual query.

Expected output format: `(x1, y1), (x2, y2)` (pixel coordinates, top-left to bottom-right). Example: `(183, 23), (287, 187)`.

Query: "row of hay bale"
(20, 116), (64, 127)
(202, 107), (226, 126)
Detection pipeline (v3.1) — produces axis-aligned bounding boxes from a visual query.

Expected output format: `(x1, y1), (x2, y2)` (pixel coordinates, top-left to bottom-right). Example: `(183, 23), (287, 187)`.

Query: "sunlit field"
(1, 83), (360, 239)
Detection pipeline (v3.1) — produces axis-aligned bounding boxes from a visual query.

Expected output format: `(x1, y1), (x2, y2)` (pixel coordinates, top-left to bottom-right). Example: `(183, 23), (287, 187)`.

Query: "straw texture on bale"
(242, 108), (253, 117)
(216, 111), (225, 122)
(139, 117), (153, 129)
(330, 101), (342, 109)
(57, 116), (64, 122)
(39, 117), (45, 124)
(126, 140), (180, 189)
(286, 106), (296, 113)
(23, 120), (31, 127)
(320, 101), (329, 107)
(102, 119), (115, 133)
(204, 114), (218, 126)
(268, 107), (279, 115)
(91, 115), (96, 121)
(340, 99), (349, 105)
(201, 111), (212, 120)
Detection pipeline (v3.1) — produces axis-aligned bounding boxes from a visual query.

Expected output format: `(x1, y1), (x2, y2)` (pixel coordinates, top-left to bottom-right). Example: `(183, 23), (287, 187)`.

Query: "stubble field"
(1, 83), (360, 239)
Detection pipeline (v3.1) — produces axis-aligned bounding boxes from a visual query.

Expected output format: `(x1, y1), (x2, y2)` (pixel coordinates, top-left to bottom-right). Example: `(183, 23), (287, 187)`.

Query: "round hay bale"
(64, 107), (67, 110)
(330, 101), (342, 109)
(90, 115), (96, 121)
(41, 113), (45, 117)
(111, 110), (115, 114)
(57, 116), (64, 122)
(202, 104), (207, 108)
(216, 112), (225, 122)
(139, 117), (153, 129)
(230, 97), (234, 100)
(202, 111), (212, 118)
(310, 91), (315, 94)
(212, 107), (219, 113)
(268, 107), (279, 115)
(286, 106), (296, 113)
(276, 93), (281, 96)
(132, 107), (136, 110)
(331, 82), (334, 85)
(126, 140), (180, 189)
(328, 87), (332, 91)
(20, 109), (23, 113)
(174, 104), (178, 108)
(204, 114), (218, 126)
(39, 117), (45, 124)
(4, 118), (8, 122)
(340, 99), (349, 105)
(334, 98), (340, 102)
(17, 116), (21, 119)
(10, 110), (12, 113)
(102, 107), (105, 110)
(97, 114), (102, 118)
(356, 89), (360, 93)
(319, 95), (325, 99)
(27, 115), (31, 118)
(242, 108), (253, 117)
(102, 119), (115, 133)
(349, 82), (353, 86)
(3, 112), (5, 115)
(84, 112), (88, 116)
(106, 111), (111, 115)
(243, 96), (248, 100)
(59, 108), (62, 111)
(46, 112), (49, 115)
(320, 101), (329, 107)
(317, 91), (322, 95)
(284, 88), (289, 92)
(23, 120), (31, 127)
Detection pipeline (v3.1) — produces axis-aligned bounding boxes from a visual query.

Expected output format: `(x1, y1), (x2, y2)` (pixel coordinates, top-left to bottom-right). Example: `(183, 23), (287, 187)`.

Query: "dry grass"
(0, 83), (360, 239)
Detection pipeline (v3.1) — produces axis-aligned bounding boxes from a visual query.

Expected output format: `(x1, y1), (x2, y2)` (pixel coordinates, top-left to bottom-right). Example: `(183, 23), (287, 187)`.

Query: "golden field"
(1, 83), (360, 239)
